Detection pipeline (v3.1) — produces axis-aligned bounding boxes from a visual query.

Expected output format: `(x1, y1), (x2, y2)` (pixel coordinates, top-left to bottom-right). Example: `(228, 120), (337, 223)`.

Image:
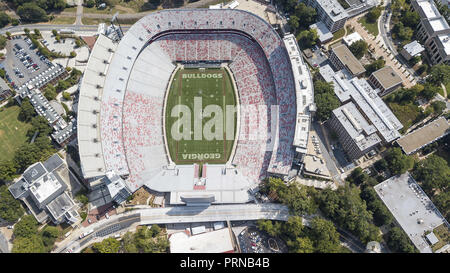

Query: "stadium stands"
(79, 9), (298, 194)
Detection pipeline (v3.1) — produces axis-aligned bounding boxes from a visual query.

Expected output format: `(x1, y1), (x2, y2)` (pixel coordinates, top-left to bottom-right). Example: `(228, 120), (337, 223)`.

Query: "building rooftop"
(0, 77), (9, 91)
(23, 162), (47, 184)
(169, 228), (234, 253)
(343, 32), (363, 46)
(319, 65), (403, 142)
(310, 22), (333, 43)
(316, 0), (349, 22)
(283, 34), (314, 154)
(374, 172), (449, 253)
(437, 34), (450, 55)
(331, 44), (365, 76)
(29, 172), (65, 206)
(46, 191), (76, 222)
(415, 0), (442, 19)
(371, 66), (403, 91)
(332, 102), (381, 151)
(403, 40), (425, 57)
(396, 117), (450, 154)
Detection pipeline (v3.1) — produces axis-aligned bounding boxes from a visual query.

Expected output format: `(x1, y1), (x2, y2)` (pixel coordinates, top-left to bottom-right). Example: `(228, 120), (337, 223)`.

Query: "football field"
(165, 67), (236, 165)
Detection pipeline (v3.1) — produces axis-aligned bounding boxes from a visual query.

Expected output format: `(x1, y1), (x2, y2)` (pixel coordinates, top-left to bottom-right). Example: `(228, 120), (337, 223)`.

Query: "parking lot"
(238, 227), (287, 253)
(3, 35), (53, 89)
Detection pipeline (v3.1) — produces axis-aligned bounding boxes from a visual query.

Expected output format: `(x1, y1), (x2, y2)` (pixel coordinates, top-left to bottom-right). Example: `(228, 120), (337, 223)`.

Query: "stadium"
(77, 9), (314, 205)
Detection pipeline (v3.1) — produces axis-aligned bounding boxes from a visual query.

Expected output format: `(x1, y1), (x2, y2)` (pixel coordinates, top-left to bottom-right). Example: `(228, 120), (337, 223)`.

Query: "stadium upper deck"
(78, 9), (299, 200)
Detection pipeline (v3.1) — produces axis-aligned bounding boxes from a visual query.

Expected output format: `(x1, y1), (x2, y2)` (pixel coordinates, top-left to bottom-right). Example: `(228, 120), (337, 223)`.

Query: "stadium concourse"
(77, 9), (314, 205)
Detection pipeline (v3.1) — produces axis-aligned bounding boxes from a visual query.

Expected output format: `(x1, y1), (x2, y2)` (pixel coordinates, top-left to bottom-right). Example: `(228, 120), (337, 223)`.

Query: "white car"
(105, 213), (110, 219)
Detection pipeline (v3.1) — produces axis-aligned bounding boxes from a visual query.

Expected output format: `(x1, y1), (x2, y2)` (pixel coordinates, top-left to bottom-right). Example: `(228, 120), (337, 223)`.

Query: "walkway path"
(74, 0), (83, 25)
(346, 14), (415, 88)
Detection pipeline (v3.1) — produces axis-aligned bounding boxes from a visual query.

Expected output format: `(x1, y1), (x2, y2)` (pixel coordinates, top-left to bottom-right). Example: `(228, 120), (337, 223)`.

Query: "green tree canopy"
(13, 215), (38, 238)
(349, 40), (368, 59)
(308, 217), (341, 253)
(0, 185), (24, 222)
(12, 235), (45, 253)
(17, 2), (48, 23)
(0, 12), (11, 28)
(384, 147), (414, 175)
(92, 237), (121, 253)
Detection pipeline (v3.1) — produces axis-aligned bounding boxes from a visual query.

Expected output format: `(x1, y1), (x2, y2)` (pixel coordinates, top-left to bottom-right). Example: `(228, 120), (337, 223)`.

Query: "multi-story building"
(319, 65), (403, 160)
(305, 0), (348, 33)
(329, 44), (366, 77)
(368, 66), (403, 96)
(400, 40), (425, 61)
(411, 0), (450, 64)
(8, 154), (80, 225)
(329, 102), (382, 159)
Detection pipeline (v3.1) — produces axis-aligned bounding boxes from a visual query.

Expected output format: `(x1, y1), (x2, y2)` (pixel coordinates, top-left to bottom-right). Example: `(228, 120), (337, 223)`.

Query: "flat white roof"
(169, 229), (234, 253)
(438, 34), (450, 55)
(283, 34), (314, 153)
(418, 0), (441, 19)
(374, 172), (449, 253)
(343, 32), (363, 46)
(29, 173), (63, 205)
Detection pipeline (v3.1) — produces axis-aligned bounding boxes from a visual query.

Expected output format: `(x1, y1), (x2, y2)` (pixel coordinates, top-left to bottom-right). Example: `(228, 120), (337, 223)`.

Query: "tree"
(62, 91), (72, 101)
(28, 116), (52, 138)
(0, 35), (7, 50)
(33, 29), (40, 37)
(374, 159), (388, 172)
(431, 101), (446, 115)
(413, 154), (449, 194)
(13, 215), (38, 238)
(288, 15), (300, 33)
(92, 237), (121, 253)
(293, 3), (317, 30)
(346, 167), (368, 185)
(0, 185), (24, 222)
(85, 0), (95, 8)
(43, 85), (57, 101)
(366, 6), (382, 23)
(384, 147), (413, 175)
(41, 226), (60, 249)
(401, 11), (420, 28)
(287, 237), (314, 253)
(12, 235), (45, 253)
(257, 219), (282, 237)
(297, 29), (318, 49)
(349, 40), (368, 59)
(365, 58), (385, 75)
(149, 224), (161, 237)
(429, 64), (450, 85)
(283, 216), (304, 239)
(69, 51), (77, 58)
(18, 99), (35, 122)
(421, 83), (441, 101)
(432, 191), (449, 220)
(386, 227), (416, 253)
(308, 217), (341, 253)
(0, 161), (17, 183)
(13, 143), (42, 172)
(315, 92), (340, 121)
(17, 3), (48, 23)
(0, 12), (11, 28)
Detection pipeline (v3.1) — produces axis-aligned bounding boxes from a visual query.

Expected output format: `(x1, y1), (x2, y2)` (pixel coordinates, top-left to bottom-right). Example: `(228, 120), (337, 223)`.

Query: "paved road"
(0, 24), (131, 35)
(313, 122), (343, 184)
(55, 203), (290, 253)
(0, 231), (9, 253)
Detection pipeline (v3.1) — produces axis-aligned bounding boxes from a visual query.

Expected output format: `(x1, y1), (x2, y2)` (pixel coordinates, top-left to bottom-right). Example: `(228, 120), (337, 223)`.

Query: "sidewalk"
(346, 15), (415, 88)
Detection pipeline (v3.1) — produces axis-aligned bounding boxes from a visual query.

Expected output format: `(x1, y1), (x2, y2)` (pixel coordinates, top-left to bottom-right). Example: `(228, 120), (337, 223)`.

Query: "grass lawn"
(388, 102), (421, 132)
(81, 17), (110, 25)
(331, 28), (345, 42)
(431, 224), (449, 252)
(0, 106), (33, 162)
(46, 16), (76, 25)
(358, 16), (379, 36)
(165, 68), (236, 165)
(83, 6), (125, 14)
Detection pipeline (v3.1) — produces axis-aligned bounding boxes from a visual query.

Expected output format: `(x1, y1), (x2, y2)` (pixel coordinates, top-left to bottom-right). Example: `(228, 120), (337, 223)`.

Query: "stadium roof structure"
(78, 9), (300, 204)
(396, 117), (450, 155)
(374, 172), (449, 253)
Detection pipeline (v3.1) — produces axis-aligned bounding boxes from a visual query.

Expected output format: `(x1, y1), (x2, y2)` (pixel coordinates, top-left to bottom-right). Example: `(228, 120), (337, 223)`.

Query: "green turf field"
(165, 68), (236, 165)
(0, 106), (33, 162)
